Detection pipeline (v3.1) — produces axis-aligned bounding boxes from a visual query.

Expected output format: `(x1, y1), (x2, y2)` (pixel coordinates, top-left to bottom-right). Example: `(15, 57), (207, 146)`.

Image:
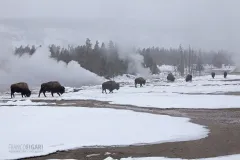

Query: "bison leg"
(57, 92), (61, 96)
(43, 91), (47, 97)
(11, 91), (14, 98)
(38, 89), (42, 97)
(105, 89), (107, 94)
(21, 93), (24, 98)
(135, 83), (137, 88)
(51, 92), (54, 97)
(140, 83), (143, 87)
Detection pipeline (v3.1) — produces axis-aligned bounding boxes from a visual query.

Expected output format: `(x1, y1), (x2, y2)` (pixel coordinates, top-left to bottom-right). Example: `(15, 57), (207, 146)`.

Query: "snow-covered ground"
(1, 74), (240, 109)
(0, 106), (208, 160)
(0, 69), (239, 160)
(105, 154), (240, 160)
(63, 74), (240, 109)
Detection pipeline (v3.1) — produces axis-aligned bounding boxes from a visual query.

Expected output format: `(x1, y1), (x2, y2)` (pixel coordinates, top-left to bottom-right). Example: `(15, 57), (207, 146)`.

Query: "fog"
(0, 0), (239, 90)
(0, 0), (239, 52)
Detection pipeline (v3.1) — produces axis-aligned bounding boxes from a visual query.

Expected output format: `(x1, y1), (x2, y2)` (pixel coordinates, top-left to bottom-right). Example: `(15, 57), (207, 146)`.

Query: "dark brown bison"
(185, 74), (192, 82)
(135, 77), (146, 87)
(38, 81), (65, 97)
(10, 82), (31, 98)
(224, 71), (227, 78)
(211, 72), (215, 78)
(102, 81), (120, 94)
(167, 73), (175, 82)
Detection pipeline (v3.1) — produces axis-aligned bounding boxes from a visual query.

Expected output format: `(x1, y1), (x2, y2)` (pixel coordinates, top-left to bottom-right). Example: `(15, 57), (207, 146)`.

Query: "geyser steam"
(117, 45), (151, 77)
(0, 42), (105, 92)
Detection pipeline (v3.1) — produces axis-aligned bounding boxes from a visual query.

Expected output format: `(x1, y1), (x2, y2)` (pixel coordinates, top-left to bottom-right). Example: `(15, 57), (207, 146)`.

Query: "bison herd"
(101, 71), (228, 94)
(10, 71), (229, 98)
(10, 81), (65, 98)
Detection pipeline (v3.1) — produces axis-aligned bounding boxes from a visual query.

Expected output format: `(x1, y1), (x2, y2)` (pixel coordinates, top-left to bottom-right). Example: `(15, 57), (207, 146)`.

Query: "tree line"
(14, 38), (234, 78)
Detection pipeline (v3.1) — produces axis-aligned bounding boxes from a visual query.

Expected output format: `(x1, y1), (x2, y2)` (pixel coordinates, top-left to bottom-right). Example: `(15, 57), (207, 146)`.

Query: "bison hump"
(11, 82), (29, 89)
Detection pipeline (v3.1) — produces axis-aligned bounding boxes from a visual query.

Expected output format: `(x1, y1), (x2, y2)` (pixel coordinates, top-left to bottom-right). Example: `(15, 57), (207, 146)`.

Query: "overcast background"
(0, 0), (239, 52)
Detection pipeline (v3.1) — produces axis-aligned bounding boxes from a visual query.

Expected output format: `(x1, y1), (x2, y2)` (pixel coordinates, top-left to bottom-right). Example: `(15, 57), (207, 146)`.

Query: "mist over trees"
(14, 38), (234, 78)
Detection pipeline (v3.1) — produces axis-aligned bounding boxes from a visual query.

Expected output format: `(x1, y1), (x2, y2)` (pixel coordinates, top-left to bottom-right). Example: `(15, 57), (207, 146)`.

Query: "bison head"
(143, 79), (146, 85)
(26, 90), (31, 97)
(60, 86), (65, 94)
(115, 83), (120, 90)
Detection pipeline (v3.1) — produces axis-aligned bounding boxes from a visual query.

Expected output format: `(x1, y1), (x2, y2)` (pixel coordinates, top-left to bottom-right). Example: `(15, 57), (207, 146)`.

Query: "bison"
(211, 72), (215, 79)
(167, 73), (175, 82)
(10, 82), (31, 98)
(185, 74), (192, 82)
(38, 81), (65, 97)
(135, 77), (146, 87)
(224, 71), (227, 78)
(102, 81), (120, 93)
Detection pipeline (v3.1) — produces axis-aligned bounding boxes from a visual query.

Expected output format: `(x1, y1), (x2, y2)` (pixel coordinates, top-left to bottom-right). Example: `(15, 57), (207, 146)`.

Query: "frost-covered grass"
(0, 106), (208, 159)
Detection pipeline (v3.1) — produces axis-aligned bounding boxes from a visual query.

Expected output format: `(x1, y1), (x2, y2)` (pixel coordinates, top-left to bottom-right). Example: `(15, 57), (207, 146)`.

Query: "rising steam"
(0, 21), (155, 92)
(0, 41), (105, 92)
(117, 45), (151, 77)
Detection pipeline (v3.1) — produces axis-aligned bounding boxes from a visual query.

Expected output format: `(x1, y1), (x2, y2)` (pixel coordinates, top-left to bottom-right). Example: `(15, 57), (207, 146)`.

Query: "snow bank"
(0, 106), (208, 159)
(0, 99), (54, 106)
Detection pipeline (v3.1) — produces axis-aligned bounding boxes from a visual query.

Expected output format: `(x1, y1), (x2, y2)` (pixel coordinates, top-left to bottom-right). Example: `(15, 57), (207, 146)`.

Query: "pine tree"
(94, 41), (100, 52)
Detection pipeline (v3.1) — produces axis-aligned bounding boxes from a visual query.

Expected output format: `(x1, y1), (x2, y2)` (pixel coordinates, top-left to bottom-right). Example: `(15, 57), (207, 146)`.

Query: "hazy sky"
(0, 0), (239, 52)
(0, 0), (238, 19)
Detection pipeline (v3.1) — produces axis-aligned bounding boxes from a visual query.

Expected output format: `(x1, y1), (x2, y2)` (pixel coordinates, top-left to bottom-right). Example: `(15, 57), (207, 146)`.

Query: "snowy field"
(1, 74), (240, 109)
(0, 106), (208, 159)
(0, 74), (239, 159)
(104, 154), (240, 160)
(58, 74), (240, 108)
